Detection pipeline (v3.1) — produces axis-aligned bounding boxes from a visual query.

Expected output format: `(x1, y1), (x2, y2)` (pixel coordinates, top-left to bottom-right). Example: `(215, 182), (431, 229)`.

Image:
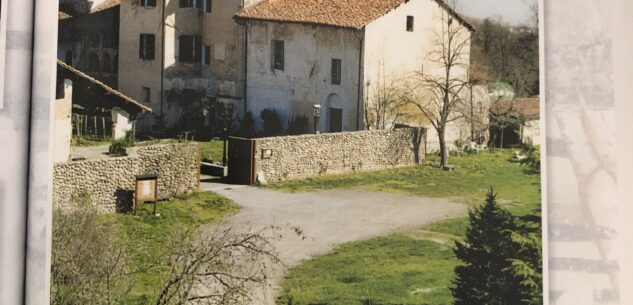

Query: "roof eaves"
(57, 60), (152, 113)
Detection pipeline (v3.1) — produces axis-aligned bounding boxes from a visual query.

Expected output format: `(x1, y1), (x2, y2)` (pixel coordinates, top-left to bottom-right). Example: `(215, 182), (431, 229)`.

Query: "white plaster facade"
(242, 0), (474, 136)
(244, 22), (363, 132)
(118, 0), (263, 130)
(54, 80), (73, 163)
(111, 107), (134, 139)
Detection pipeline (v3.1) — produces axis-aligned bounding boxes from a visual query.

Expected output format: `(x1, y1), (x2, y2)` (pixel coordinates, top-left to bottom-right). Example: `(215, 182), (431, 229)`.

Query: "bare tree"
(407, 0), (471, 168)
(154, 224), (283, 305)
(489, 99), (520, 148)
(364, 62), (408, 130)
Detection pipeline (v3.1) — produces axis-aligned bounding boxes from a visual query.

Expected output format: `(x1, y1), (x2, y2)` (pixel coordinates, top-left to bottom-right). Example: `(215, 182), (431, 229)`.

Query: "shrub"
(236, 111), (257, 138)
(287, 115), (310, 135)
(109, 130), (136, 156)
(260, 109), (284, 137)
(519, 143), (541, 174)
(52, 201), (131, 305)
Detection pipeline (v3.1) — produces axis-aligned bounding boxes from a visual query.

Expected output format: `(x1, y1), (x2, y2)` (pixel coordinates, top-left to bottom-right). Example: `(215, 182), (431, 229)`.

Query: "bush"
(236, 111), (257, 138)
(287, 115), (310, 135)
(52, 199), (131, 305)
(519, 143), (541, 174)
(260, 109), (284, 137)
(109, 130), (136, 156)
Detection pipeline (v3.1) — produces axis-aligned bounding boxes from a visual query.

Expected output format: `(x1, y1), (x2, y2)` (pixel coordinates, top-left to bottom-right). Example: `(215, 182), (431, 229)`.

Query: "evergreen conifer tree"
(452, 188), (528, 305)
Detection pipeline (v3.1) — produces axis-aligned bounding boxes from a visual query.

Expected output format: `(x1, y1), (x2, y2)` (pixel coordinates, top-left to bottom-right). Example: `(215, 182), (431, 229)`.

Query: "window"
(179, 35), (202, 63)
(142, 87), (151, 103)
(141, 0), (156, 7)
(204, 0), (212, 13)
(406, 16), (414, 32)
(64, 50), (73, 65)
(272, 40), (284, 70)
(179, 0), (194, 8)
(139, 34), (155, 60)
(331, 58), (342, 85)
(202, 45), (211, 65)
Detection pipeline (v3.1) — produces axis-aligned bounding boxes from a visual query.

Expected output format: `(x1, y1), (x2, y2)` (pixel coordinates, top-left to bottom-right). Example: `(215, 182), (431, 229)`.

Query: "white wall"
(111, 107), (134, 140)
(363, 0), (473, 150)
(245, 21), (363, 132)
(54, 80), (73, 163)
(522, 119), (540, 145)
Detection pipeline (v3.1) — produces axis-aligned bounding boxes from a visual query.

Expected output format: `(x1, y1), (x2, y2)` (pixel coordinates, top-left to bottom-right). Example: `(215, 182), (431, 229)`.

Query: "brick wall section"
(254, 128), (424, 183)
(53, 142), (200, 213)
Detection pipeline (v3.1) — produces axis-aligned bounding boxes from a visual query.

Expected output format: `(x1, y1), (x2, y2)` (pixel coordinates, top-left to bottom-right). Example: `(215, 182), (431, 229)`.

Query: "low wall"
(53, 142), (200, 213)
(253, 128), (423, 183)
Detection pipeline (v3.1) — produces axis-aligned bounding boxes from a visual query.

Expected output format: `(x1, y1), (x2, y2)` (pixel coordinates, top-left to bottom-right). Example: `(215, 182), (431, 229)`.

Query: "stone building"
(58, 0), (121, 88)
(234, 0), (474, 133)
(489, 97), (540, 147)
(118, 0), (263, 133)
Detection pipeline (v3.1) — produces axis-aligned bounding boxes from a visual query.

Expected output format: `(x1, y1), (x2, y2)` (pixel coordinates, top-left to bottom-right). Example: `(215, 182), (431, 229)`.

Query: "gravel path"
(199, 181), (468, 305)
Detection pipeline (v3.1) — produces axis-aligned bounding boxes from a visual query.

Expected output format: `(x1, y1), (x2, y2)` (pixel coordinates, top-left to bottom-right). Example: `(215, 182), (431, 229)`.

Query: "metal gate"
(227, 137), (256, 185)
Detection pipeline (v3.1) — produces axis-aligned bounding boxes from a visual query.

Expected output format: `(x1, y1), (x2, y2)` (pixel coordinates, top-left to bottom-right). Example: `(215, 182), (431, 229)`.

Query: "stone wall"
(53, 142), (200, 213)
(253, 128), (423, 183)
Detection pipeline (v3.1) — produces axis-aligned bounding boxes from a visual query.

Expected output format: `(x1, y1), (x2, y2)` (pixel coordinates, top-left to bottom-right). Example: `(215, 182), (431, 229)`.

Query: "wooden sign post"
(134, 174), (159, 215)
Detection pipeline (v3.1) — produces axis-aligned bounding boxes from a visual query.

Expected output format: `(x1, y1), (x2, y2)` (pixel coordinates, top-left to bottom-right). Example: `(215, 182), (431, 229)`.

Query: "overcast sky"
(454, 0), (538, 26)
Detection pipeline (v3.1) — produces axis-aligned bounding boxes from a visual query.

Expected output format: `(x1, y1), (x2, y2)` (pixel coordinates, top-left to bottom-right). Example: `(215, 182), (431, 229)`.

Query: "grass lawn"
(270, 149), (541, 305)
(102, 191), (240, 304)
(199, 140), (225, 163)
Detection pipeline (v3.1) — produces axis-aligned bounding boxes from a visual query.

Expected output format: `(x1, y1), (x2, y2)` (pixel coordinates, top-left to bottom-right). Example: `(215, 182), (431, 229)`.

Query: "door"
(227, 137), (256, 185)
(329, 108), (342, 132)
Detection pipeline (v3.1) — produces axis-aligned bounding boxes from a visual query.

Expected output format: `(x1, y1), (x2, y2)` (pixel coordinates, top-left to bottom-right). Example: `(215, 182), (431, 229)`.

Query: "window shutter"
(148, 0), (157, 7)
(204, 46), (211, 65)
(179, 0), (188, 8)
(272, 40), (284, 70)
(195, 0), (203, 9)
(179, 35), (193, 63)
(194, 36), (202, 63)
(331, 59), (341, 85)
(147, 34), (155, 60)
(205, 0), (212, 13)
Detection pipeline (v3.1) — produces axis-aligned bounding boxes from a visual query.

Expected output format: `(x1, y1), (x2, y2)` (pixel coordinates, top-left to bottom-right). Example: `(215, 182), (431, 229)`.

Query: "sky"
(454, 0), (538, 26)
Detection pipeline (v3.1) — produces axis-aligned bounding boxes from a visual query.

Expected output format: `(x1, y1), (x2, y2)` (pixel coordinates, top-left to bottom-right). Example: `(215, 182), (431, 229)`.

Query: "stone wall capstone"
(53, 142), (200, 213)
(253, 128), (424, 183)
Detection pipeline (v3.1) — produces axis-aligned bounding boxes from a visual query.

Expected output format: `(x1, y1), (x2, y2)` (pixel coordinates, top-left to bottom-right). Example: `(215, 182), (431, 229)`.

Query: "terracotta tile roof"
(490, 97), (540, 119)
(91, 0), (120, 14)
(235, 0), (474, 31)
(57, 60), (152, 114)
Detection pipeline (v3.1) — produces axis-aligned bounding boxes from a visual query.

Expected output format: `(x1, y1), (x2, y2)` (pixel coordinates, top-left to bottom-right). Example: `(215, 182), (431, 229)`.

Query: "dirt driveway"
(200, 181), (468, 305)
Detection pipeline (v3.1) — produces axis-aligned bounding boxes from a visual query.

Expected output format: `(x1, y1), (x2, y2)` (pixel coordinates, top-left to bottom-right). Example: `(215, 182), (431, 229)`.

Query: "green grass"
(279, 236), (458, 305)
(199, 140), (225, 163)
(102, 191), (240, 304)
(273, 150), (541, 305)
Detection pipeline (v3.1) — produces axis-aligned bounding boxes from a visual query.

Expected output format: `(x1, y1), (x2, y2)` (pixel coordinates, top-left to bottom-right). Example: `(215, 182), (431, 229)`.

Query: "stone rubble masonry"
(53, 142), (201, 213)
(253, 128), (424, 183)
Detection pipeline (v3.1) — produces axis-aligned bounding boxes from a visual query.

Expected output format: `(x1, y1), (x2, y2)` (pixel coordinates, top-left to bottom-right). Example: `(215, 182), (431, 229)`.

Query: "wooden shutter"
(179, 35), (193, 63)
(146, 34), (155, 60)
(148, 0), (157, 7)
(194, 36), (202, 63)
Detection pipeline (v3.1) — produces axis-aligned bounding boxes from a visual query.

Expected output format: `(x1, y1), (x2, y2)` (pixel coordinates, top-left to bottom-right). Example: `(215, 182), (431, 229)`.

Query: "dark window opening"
(406, 16), (414, 32)
(203, 45), (211, 65)
(179, 0), (194, 8)
(331, 58), (342, 85)
(142, 87), (151, 103)
(204, 0), (212, 13)
(272, 40), (284, 70)
(179, 35), (202, 63)
(141, 0), (156, 7)
(139, 34), (155, 60)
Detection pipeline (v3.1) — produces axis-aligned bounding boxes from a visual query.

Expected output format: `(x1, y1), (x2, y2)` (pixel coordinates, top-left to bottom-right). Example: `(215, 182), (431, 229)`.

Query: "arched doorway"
(325, 93), (344, 133)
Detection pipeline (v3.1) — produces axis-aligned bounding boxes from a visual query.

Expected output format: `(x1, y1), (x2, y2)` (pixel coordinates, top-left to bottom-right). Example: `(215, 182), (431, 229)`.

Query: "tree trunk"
(438, 128), (448, 168)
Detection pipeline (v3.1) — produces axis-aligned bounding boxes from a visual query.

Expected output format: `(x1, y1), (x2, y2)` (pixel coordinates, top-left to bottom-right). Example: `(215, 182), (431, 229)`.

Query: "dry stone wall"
(254, 128), (424, 183)
(53, 142), (200, 213)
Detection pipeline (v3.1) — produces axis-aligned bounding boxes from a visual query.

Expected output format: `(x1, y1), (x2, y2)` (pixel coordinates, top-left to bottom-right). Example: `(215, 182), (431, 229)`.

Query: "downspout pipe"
(160, 0), (166, 128)
(355, 29), (364, 131)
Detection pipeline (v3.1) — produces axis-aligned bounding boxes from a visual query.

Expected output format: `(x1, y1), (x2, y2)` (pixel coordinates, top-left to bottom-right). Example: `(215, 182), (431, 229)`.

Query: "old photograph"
(51, 0), (542, 304)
